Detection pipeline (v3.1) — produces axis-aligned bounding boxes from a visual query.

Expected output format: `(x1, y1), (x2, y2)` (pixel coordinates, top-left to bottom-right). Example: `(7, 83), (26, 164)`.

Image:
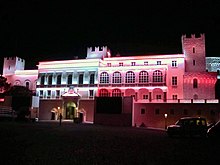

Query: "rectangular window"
(172, 60), (177, 67)
(172, 95), (178, 100)
(56, 90), (60, 98)
(156, 95), (161, 99)
(119, 62), (123, 66)
(79, 74), (84, 84)
(193, 60), (196, 66)
(89, 90), (94, 97)
(172, 76), (177, 86)
(144, 61), (148, 65)
(107, 63), (111, 67)
(40, 90), (43, 98)
(47, 90), (51, 98)
(131, 62), (136, 66)
(141, 108), (146, 115)
(193, 47), (195, 53)
(143, 95), (148, 99)
(155, 109), (160, 115)
(157, 61), (161, 65)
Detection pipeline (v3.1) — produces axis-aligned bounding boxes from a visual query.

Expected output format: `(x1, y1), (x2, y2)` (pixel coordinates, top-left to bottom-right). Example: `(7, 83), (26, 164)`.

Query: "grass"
(0, 121), (219, 165)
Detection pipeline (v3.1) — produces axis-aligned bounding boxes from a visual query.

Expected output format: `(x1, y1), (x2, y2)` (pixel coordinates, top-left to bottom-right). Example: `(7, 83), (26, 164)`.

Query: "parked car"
(167, 117), (207, 137)
(207, 120), (220, 138)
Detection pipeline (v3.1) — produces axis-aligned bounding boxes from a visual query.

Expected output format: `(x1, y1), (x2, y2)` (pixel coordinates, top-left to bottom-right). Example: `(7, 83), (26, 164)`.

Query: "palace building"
(1, 34), (220, 128)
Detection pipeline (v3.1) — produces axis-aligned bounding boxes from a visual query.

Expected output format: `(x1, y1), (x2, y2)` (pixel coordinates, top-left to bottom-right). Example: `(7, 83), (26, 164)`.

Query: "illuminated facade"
(2, 34), (219, 127)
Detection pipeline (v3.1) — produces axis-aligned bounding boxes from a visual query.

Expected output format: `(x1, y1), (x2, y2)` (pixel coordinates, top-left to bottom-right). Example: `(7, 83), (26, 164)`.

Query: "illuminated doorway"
(66, 102), (76, 119)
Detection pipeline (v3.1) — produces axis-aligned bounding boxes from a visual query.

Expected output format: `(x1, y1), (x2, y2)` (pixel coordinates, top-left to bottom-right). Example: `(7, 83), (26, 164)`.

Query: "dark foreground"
(0, 121), (219, 165)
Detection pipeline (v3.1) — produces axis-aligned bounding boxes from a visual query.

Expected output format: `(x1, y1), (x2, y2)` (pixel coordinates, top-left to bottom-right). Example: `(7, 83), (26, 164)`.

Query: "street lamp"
(164, 113), (168, 130)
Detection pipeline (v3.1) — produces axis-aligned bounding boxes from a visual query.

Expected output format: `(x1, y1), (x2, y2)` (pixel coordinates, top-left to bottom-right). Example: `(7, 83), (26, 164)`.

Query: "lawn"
(0, 121), (219, 165)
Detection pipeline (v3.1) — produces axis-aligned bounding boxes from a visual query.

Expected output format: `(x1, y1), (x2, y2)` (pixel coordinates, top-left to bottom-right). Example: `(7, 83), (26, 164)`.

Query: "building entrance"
(66, 102), (76, 119)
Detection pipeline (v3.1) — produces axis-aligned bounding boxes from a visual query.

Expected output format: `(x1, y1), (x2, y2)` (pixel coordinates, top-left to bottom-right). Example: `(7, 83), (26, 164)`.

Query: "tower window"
(193, 60), (196, 66)
(172, 76), (177, 86)
(193, 79), (198, 88)
(171, 61), (177, 67)
(141, 108), (146, 114)
(193, 47), (195, 53)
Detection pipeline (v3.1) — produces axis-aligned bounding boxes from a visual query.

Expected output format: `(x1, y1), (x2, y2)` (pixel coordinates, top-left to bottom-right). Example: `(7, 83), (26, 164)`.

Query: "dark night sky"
(0, 0), (220, 72)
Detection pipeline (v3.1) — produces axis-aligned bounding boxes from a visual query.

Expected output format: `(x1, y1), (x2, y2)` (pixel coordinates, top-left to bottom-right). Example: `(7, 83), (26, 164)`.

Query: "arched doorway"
(66, 102), (76, 119)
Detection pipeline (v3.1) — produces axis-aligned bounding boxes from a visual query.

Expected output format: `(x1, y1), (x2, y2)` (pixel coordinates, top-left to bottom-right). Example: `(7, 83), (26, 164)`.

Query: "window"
(143, 95), (148, 99)
(156, 95), (161, 100)
(193, 79), (198, 88)
(25, 82), (30, 89)
(172, 61), (177, 67)
(153, 70), (163, 82)
(57, 75), (61, 85)
(112, 72), (121, 83)
(56, 90), (60, 98)
(79, 74), (84, 84)
(172, 95), (178, 100)
(144, 61), (148, 65)
(107, 63), (111, 67)
(141, 108), (146, 115)
(99, 89), (109, 97)
(193, 94), (198, 99)
(119, 62), (123, 66)
(67, 75), (72, 85)
(90, 74), (95, 84)
(40, 75), (45, 85)
(193, 47), (195, 53)
(139, 71), (149, 83)
(125, 71), (135, 83)
(48, 75), (53, 85)
(100, 72), (109, 84)
(170, 109), (174, 115)
(172, 76), (177, 86)
(112, 89), (122, 97)
(157, 61), (161, 65)
(40, 90), (43, 98)
(47, 90), (51, 97)
(183, 109), (188, 115)
(89, 90), (94, 97)
(193, 60), (196, 66)
(131, 62), (136, 66)
(155, 109), (160, 115)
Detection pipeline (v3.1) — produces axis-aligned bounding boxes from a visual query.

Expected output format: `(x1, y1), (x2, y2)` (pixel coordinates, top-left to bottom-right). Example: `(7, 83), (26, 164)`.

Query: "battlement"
(86, 46), (111, 59)
(182, 33), (205, 40)
(3, 56), (25, 75)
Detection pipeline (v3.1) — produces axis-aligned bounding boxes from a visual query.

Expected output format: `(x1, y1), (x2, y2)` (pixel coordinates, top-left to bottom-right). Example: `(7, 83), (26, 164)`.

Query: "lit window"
(99, 89), (109, 97)
(125, 71), (135, 83)
(193, 79), (198, 88)
(172, 76), (177, 86)
(172, 95), (178, 100)
(157, 61), (161, 65)
(112, 89), (122, 97)
(100, 72), (109, 84)
(153, 70), (163, 82)
(131, 62), (136, 66)
(172, 61), (177, 67)
(112, 72), (122, 83)
(119, 62), (123, 66)
(144, 61), (148, 65)
(139, 71), (149, 83)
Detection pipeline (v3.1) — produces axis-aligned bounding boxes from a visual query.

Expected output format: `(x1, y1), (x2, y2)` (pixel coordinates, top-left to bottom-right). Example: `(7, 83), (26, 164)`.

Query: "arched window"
(100, 72), (109, 84)
(112, 89), (122, 97)
(90, 74), (95, 84)
(25, 81), (30, 89)
(40, 75), (45, 85)
(48, 75), (52, 85)
(112, 72), (122, 84)
(193, 94), (198, 99)
(57, 75), (61, 85)
(67, 75), (72, 85)
(125, 71), (135, 83)
(139, 71), (149, 83)
(193, 79), (198, 88)
(79, 74), (84, 84)
(153, 70), (163, 82)
(99, 89), (109, 97)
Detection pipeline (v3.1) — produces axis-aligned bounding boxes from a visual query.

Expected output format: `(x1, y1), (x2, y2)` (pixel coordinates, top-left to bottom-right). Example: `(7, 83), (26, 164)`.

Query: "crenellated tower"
(182, 34), (206, 72)
(86, 46), (111, 59)
(3, 57), (25, 76)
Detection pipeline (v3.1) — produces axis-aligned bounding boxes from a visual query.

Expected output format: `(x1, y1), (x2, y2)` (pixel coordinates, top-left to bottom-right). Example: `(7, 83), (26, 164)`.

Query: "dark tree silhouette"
(0, 75), (11, 93)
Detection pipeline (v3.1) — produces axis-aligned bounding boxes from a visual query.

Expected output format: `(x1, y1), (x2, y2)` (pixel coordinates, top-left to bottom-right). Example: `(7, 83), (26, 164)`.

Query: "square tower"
(3, 57), (25, 76)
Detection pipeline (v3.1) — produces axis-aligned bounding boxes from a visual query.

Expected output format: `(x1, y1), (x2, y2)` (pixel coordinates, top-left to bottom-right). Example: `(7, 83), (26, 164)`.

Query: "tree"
(5, 85), (34, 121)
(0, 75), (11, 93)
